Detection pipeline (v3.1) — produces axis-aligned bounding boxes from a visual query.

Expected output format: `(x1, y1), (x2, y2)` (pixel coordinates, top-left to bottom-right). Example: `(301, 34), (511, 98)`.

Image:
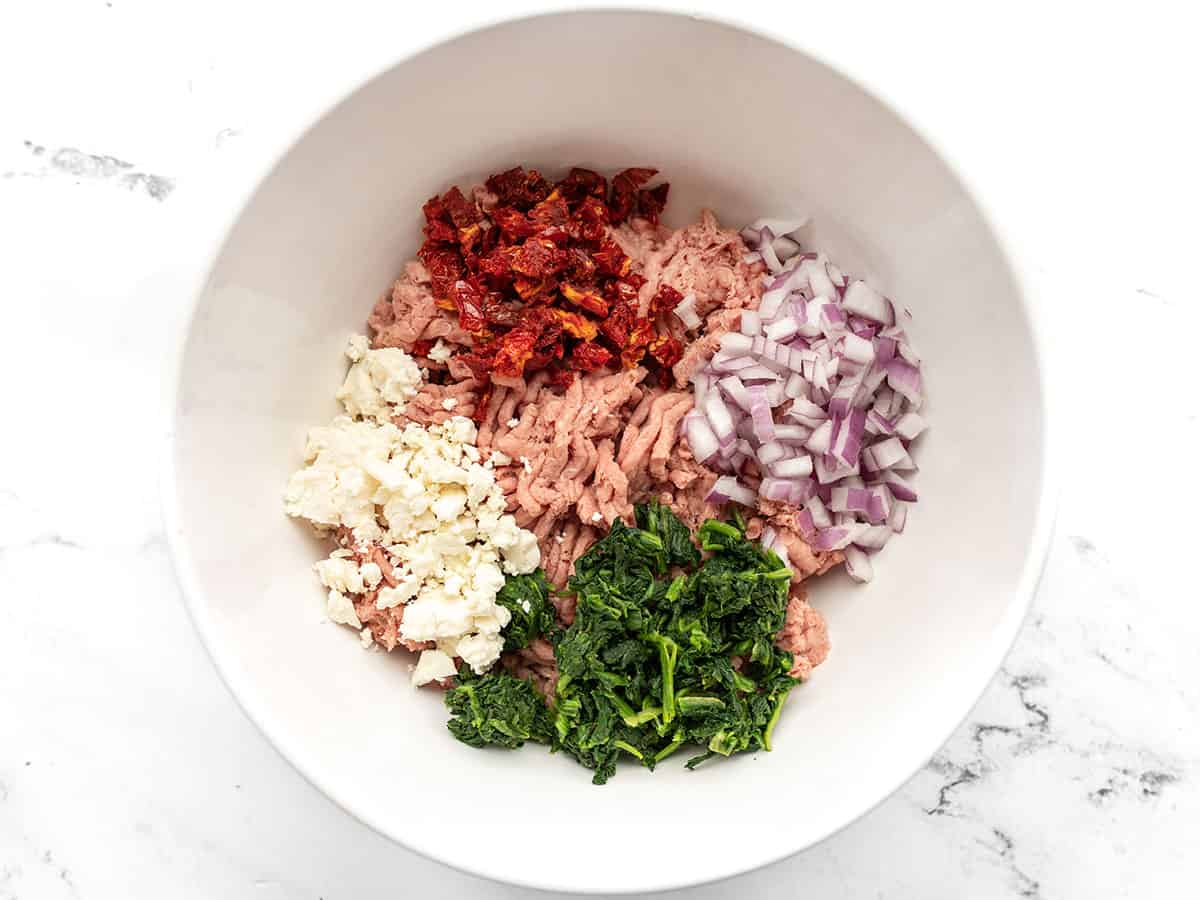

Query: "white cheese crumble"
(507, 418), (520, 428)
(412, 648), (458, 685)
(441, 398), (457, 411)
(427, 339), (453, 363)
(335, 335), (422, 423)
(591, 511), (603, 523)
(287, 411), (541, 686)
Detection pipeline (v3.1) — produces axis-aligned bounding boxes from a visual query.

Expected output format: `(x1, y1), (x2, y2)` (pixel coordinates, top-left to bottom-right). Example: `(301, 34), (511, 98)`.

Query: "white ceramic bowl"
(165, 9), (1054, 894)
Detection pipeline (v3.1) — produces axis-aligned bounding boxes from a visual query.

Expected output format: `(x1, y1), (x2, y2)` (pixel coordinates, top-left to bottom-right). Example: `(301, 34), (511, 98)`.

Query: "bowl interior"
(169, 10), (1045, 893)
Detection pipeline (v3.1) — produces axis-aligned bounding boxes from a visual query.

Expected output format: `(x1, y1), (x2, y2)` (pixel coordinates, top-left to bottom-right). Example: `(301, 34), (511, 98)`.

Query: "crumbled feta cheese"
(325, 589), (360, 627)
(518, 455), (533, 474)
(591, 511), (603, 523)
(490, 450), (511, 466)
(287, 411), (539, 682)
(359, 627), (375, 649)
(412, 648), (458, 686)
(345, 333), (370, 362)
(336, 337), (422, 423)
(314, 556), (366, 594)
(507, 418), (520, 428)
(359, 561), (382, 588)
(427, 339), (453, 363)
(441, 398), (458, 411)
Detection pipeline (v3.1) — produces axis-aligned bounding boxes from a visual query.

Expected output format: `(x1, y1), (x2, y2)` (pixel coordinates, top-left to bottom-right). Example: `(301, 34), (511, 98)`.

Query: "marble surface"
(2, 1), (1197, 897)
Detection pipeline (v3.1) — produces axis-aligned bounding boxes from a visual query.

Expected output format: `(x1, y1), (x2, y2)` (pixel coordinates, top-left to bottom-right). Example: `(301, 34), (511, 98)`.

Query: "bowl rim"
(160, 5), (1060, 894)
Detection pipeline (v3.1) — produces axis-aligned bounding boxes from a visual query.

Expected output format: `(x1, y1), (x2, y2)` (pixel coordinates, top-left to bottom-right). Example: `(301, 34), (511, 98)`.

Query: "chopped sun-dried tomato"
(472, 382), (494, 424)
(637, 183), (670, 225)
(650, 283), (684, 316)
(451, 278), (489, 335)
(577, 195), (610, 228)
(457, 223), (482, 253)
(423, 218), (457, 244)
(604, 273), (645, 310)
(441, 186), (480, 229)
(476, 247), (513, 288)
(529, 189), (570, 229)
(492, 329), (538, 379)
(571, 341), (614, 372)
(419, 244), (465, 300)
(422, 193), (448, 225)
(560, 282), (608, 317)
(592, 238), (631, 277)
(513, 275), (556, 302)
(647, 334), (683, 368)
(551, 308), (599, 341)
(508, 237), (569, 279)
(490, 206), (537, 241)
(610, 167), (658, 224)
(483, 296), (523, 328)
(546, 365), (577, 389)
(485, 167), (551, 211)
(621, 317), (656, 368)
(599, 299), (636, 347)
(457, 346), (496, 382)
(420, 166), (672, 387)
(566, 247), (597, 282)
(556, 168), (607, 205)
(519, 307), (563, 347)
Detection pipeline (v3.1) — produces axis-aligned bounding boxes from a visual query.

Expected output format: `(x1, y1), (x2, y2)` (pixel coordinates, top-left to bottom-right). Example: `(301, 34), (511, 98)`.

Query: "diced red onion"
(804, 420), (833, 455)
(748, 385), (775, 442)
(758, 232), (783, 273)
(759, 478), (794, 502)
(757, 441), (787, 466)
(841, 333), (875, 365)
(862, 437), (914, 472)
(871, 470), (918, 502)
(707, 475), (757, 507)
(855, 524), (893, 551)
(771, 455), (813, 478)
(865, 485), (892, 525)
(842, 280), (894, 325)
(721, 333), (754, 356)
(694, 225), (924, 580)
(771, 424), (811, 443)
(865, 409), (894, 436)
(718, 375), (751, 412)
(806, 260), (836, 300)
(673, 293), (701, 331)
(830, 486), (872, 515)
(685, 415), (719, 463)
(703, 392), (737, 449)
(844, 546), (874, 582)
(765, 317), (801, 343)
(814, 453), (859, 485)
(893, 412), (928, 441)
(830, 408), (867, 466)
(888, 502), (908, 533)
(885, 358), (922, 406)
(772, 235), (802, 262)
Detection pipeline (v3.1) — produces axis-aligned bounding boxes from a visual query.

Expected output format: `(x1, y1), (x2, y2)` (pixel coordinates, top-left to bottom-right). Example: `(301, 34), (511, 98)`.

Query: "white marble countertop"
(2, 1), (1197, 897)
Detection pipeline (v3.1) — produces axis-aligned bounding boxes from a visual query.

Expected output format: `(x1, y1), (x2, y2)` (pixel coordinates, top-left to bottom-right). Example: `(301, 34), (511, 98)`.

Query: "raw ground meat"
(332, 529), (431, 653)
(363, 196), (838, 682)
(501, 637), (557, 701)
(776, 586), (831, 680)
